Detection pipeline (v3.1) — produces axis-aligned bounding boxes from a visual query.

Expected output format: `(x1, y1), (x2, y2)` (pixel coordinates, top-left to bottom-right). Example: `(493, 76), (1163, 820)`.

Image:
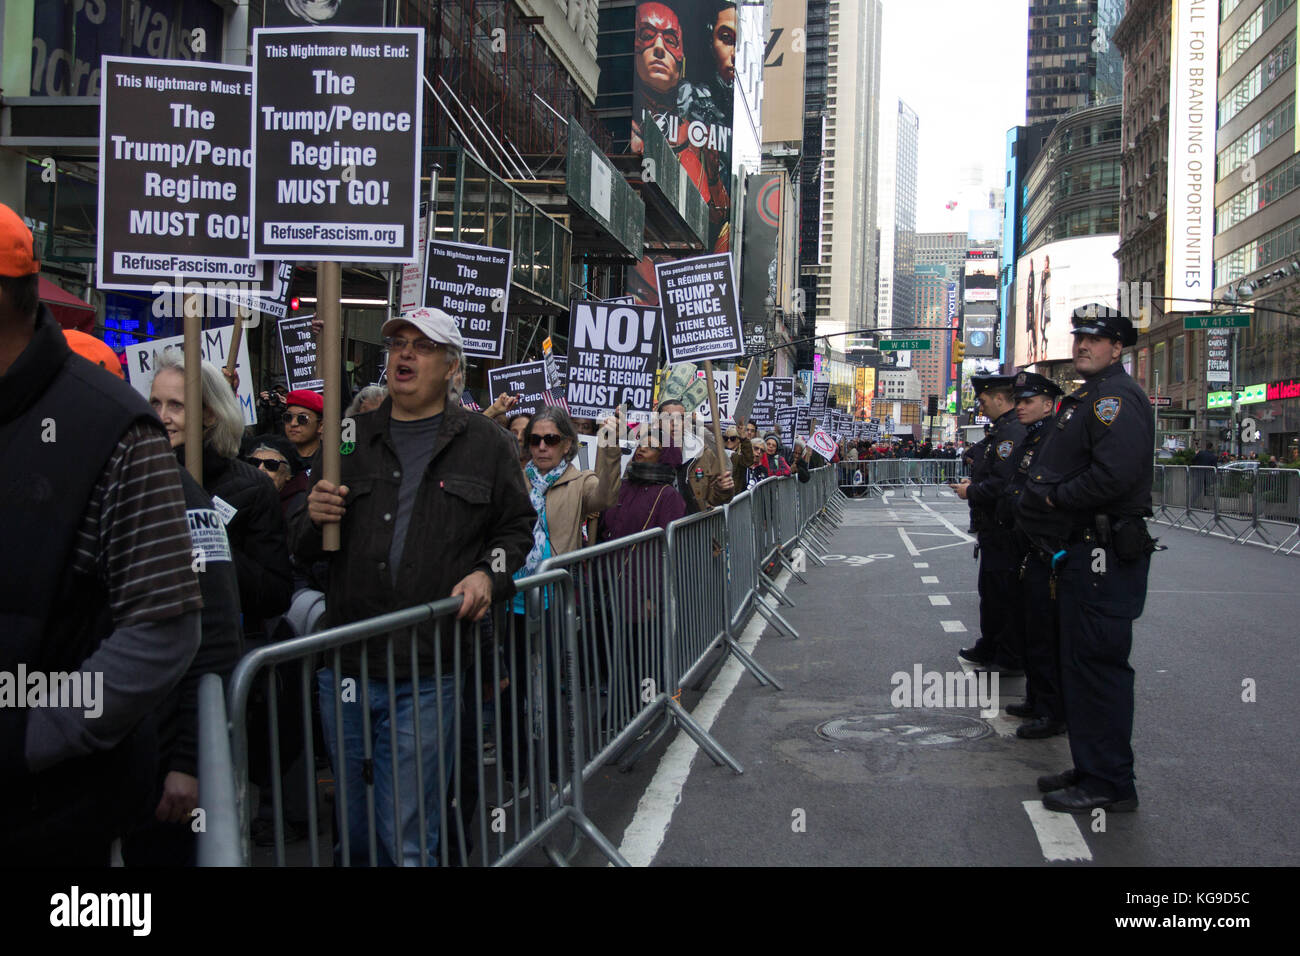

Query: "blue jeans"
(317, 669), (458, 866)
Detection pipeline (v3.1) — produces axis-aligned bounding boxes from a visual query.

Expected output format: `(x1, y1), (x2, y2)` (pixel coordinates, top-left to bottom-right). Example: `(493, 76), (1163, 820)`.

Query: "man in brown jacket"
(656, 399), (737, 513)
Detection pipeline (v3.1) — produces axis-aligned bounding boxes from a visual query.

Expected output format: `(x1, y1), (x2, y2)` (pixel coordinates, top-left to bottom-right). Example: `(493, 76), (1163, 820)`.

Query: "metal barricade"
(727, 484), (800, 641)
(539, 531), (742, 777)
(224, 571), (627, 867)
(1214, 467), (1254, 538)
(1245, 468), (1298, 546)
(196, 673), (241, 867)
(1180, 465), (1217, 531)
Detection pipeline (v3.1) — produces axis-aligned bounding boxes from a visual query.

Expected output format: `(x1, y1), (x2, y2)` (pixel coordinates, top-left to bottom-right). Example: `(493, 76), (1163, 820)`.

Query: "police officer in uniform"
(1016, 305), (1155, 813)
(950, 375), (1026, 673)
(999, 371), (1066, 739)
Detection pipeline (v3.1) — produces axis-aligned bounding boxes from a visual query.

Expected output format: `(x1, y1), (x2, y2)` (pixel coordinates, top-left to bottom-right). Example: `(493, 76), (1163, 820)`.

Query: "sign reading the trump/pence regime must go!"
(566, 299), (663, 420)
(251, 28), (423, 262)
(423, 239), (513, 358)
(277, 315), (321, 391)
(654, 253), (744, 364)
(488, 361), (551, 417)
(98, 58), (263, 292)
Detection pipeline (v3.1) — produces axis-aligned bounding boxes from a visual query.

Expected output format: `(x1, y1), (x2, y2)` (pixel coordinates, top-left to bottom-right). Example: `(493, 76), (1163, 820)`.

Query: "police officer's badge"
(1094, 397), (1121, 425)
(997, 439), (1014, 459)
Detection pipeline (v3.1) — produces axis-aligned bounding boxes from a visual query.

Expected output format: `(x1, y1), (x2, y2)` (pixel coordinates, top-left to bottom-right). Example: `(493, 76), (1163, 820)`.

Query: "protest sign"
(751, 376), (794, 430)
(795, 406), (810, 438)
(277, 314), (320, 390)
(251, 27), (423, 262)
(654, 254), (744, 364)
(423, 239), (513, 358)
(809, 429), (837, 460)
(487, 361), (549, 417)
(400, 213), (426, 312)
(124, 323), (256, 426)
(566, 300), (662, 419)
(98, 57), (267, 293)
(810, 381), (830, 417)
(775, 405), (798, 440)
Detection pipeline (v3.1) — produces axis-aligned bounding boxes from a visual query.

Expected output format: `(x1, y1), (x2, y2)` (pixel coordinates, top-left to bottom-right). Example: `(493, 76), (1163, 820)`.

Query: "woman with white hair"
(149, 350), (293, 624)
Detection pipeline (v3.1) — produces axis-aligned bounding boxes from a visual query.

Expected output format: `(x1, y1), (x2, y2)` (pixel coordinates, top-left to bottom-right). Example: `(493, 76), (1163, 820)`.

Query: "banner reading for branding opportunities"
(1165, 0), (1218, 313)
(566, 300), (663, 420)
(423, 239), (513, 358)
(98, 57), (263, 292)
(251, 27), (422, 262)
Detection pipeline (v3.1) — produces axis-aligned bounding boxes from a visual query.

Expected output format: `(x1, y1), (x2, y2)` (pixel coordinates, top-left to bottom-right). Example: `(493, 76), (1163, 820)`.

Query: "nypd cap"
(1012, 370), (1064, 400)
(1070, 302), (1138, 347)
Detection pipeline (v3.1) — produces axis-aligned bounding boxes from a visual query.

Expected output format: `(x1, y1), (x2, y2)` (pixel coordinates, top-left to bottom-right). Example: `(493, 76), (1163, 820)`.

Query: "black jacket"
(1021, 361), (1153, 525)
(182, 445), (294, 622)
(999, 416), (1052, 531)
(291, 398), (535, 677)
(966, 409), (1026, 529)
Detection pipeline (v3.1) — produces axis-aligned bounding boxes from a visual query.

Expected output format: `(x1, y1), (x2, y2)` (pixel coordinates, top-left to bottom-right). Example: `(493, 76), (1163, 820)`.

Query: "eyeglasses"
(725, 436), (739, 443)
(282, 412), (317, 426)
(383, 335), (444, 355)
(245, 456), (286, 473)
(528, 433), (565, 447)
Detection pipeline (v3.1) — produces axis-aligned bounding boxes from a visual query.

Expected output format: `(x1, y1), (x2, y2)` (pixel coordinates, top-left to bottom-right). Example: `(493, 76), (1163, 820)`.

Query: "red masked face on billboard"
(711, 7), (737, 84)
(635, 3), (685, 95)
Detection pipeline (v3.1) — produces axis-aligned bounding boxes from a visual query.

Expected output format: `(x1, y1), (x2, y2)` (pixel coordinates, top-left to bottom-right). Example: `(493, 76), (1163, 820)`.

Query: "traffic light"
(1219, 427), (1231, 442)
(289, 296), (301, 313)
(953, 340), (966, 362)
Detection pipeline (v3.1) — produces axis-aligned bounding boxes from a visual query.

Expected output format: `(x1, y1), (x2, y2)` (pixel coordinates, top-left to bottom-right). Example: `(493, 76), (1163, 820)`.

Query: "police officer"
(1016, 305), (1155, 813)
(949, 375), (1026, 673)
(1000, 371), (1065, 739)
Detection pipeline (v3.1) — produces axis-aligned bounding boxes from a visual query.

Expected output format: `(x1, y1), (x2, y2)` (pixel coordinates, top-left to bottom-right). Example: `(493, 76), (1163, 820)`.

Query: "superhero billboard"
(630, 0), (736, 256)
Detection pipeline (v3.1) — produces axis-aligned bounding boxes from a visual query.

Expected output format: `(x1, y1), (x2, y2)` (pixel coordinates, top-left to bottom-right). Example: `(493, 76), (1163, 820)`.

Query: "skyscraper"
(876, 99), (920, 333)
(800, 0), (884, 345)
(1026, 0), (1124, 124)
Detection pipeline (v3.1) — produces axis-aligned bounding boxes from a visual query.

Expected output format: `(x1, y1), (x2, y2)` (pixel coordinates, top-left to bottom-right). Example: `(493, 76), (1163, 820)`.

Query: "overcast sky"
(878, 0), (1029, 234)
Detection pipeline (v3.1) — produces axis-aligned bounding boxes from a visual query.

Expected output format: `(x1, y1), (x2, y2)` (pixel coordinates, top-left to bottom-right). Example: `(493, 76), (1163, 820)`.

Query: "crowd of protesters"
(1, 194), (830, 870)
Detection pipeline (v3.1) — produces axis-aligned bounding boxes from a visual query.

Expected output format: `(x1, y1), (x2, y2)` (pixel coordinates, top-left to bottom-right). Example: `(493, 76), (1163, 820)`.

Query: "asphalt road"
(574, 490), (1300, 867)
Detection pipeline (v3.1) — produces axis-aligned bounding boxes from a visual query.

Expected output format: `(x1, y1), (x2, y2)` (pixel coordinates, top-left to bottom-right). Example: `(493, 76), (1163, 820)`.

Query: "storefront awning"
(39, 277), (95, 333)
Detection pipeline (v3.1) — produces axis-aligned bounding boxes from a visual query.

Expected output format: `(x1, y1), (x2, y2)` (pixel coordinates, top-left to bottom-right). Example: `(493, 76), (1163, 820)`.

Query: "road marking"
(929, 594), (950, 606)
(986, 714), (1021, 738)
(1022, 801), (1093, 862)
(941, 620), (966, 633)
(913, 498), (975, 542)
(897, 527), (921, 557)
(616, 572), (790, 866)
(921, 575), (939, 584)
(913, 562), (929, 568)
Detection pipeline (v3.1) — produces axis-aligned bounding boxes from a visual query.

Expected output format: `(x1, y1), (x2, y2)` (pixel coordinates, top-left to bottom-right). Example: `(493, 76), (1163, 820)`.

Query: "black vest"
(0, 308), (162, 845)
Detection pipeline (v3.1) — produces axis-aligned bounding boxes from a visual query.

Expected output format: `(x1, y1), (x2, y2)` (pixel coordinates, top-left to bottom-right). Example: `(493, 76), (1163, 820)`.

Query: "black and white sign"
(251, 27), (422, 262)
(744, 320), (767, 354)
(775, 405), (797, 439)
(654, 253), (744, 364)
(809, 381), (830, 418)
(795, 406), (810, 437)
(752, 376), (795, 429)
(423, 239), (513, 357)
(98, 58), (263, 292)
(124, 324), (256, 426)
(809, 429), (836, 459)
(488, 361), (551, 417)
(566, 299), (662, 419)
(277, 314), (320, 391)
(1206, 328), (1231, 384)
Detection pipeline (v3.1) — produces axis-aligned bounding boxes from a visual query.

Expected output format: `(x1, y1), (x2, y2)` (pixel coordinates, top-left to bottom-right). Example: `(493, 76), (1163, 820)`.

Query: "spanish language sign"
(422, 238), (513, 357)
(654, 253), (744, 364)
(565, 300), (662, 420)
(277, 314), (320, 391)
(250, 27), (422, 262)
(98, 57), (262, 292)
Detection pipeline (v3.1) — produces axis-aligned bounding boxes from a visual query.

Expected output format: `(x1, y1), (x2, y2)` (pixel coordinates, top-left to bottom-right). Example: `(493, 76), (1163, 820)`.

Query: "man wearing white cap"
(293, 306), (535, 866)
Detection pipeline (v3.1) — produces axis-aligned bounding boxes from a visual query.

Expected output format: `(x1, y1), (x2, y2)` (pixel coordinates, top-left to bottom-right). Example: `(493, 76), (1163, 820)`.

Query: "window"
(1173, 335), (1185, 384)
(1153, 341), (1167, 390)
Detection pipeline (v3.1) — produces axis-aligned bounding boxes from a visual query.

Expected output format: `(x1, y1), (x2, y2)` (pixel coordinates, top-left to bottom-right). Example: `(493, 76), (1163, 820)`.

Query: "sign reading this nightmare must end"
(566, 300), (663, 419)
(423, 239), (513, 358)
(654, 254), (744, 364)
(98, 58), (259, 292)
(251, 28), (422, 262)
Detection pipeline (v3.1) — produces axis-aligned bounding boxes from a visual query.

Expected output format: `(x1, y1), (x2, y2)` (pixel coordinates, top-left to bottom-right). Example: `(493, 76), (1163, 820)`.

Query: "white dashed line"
(1022, 801), (1093, 862)
(913, 562), (929, 568)
(941, 620), (966, 633)
(929, 595), (950, 606)
(921, 575), (939, 584)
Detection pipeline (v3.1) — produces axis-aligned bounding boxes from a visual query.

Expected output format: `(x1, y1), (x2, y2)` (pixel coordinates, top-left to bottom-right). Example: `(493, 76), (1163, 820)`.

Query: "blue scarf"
(520, 459), (569, 576)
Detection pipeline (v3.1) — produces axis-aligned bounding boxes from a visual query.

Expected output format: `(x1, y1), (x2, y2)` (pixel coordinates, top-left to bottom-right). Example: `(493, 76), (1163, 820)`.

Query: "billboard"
(964, 257), (999, 303)
(1014, 235), (1120, 367)
(629, 0), (735, 255)
(741, 172), (782, 323)
(1165, 0), (1217, 312)
(762, 0), (807, 144)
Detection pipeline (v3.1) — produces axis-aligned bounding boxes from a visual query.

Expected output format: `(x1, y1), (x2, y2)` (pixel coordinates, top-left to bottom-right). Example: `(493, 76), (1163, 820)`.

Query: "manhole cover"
(815, 712), (992, 747)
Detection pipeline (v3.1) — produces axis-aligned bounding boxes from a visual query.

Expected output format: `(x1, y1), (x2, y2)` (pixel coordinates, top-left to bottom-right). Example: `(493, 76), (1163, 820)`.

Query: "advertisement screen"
(1014, 235), (1120, 367)
(964, 258), (999, 303)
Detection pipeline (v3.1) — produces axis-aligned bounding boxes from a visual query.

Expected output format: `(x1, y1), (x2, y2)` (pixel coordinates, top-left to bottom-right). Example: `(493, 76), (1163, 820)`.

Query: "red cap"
(63, 330), (125, 379)
(0, 203), (39, 278)
(284, 389), (324, 416)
